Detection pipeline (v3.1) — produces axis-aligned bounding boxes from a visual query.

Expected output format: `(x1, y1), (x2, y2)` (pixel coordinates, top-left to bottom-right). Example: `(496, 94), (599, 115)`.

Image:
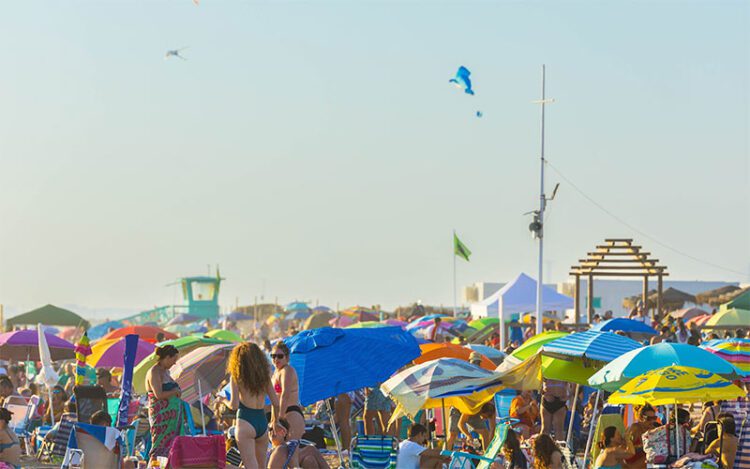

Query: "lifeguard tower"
(123, 272), (223, 325)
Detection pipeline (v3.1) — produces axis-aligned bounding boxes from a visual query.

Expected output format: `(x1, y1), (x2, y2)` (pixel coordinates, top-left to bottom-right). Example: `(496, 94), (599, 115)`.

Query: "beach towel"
(168, 434), (226, 469)
(148, 394), (187, 458)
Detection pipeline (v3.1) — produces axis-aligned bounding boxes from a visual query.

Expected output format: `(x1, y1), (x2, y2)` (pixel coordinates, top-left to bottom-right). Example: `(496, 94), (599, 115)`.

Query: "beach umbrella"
(345, 321), (390, 329)
(383, 319), (407, 328)
(701, 338), (750, 379)
(203, 329), (243, 343)
(329, 316), (354, 328)
(166, 313), (202, 326)
(381, 358), (503, 418)
(285, 310), (312, 321)
(284, 326), (420, 406)
(171, 343), (235, 405)
(608, 366), (745, 406)
(266, 314), (282, 325)
(414, 343), (495, 370)
(519, 312), (560, 324)
(87, 337), (155, 368)
(590, 318), (657, 335)
(510, 331), (569, 360)
(285, 302), (310, 312)
(687, 314), (712, 327)
(312, 306), (332, 313)
(87, 321), (124, 340)
(588, 342), (743, 392)
(59, 327), (81, 342)
(468, 317), (499, 331)
(0, 330), (74, 361)
(466, 344), (506, 365)
(132, 336), (230, 394)
(101, 326), (176, 344)
(5, 304), (90, 330)
(225, 311), (254, 322)
(669, 307), (708, 322)
(165, 323), (207, 335)
(406, 320), (455, 333)
(303, 311), (335, 330)
(704, 307), (750, 327)
(341, 306), (379, 322)
(406, 314), (448, 329)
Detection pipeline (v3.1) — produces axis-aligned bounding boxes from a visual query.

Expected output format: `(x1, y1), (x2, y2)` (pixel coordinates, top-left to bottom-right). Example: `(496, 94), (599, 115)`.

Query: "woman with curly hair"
(226, 342), (280, 469)
(531, 433), (562, 469)
(271, 341), (305, 440)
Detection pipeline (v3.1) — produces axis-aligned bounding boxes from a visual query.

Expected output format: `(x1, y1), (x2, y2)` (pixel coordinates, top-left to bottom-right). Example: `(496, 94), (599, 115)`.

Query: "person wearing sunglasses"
(271, 342), (305, 441)
(624, 404), (658, 469)
(43, 385), (68, 425)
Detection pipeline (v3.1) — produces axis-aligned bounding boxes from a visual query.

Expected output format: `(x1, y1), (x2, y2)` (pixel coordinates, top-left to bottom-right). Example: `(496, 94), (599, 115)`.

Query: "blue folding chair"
(441, 423), (510, 469)
(350, 435), (398, 469)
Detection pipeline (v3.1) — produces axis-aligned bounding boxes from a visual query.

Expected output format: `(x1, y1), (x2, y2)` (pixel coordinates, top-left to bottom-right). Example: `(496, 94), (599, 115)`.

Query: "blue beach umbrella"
(588, 342), (744, 392)
(284, 326), (420, 406)
(225, 311), (254, 322)
(405, 314), (449, 331)
(467, 344), (507, 364)
(591, 318), (657, 335)
(285, 302), (310, 312)
(541, 330), (642, 363)
(286, 310), (312, 321)
(87, 321), (124, 340)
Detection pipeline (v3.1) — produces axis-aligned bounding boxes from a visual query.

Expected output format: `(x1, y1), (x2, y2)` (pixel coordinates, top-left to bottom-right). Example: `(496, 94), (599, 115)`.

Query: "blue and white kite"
(449, 66), (475, 95)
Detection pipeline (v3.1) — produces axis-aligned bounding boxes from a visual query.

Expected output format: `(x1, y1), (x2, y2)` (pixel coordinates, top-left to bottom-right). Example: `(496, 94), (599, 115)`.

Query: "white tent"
(470, 272), (574, 346)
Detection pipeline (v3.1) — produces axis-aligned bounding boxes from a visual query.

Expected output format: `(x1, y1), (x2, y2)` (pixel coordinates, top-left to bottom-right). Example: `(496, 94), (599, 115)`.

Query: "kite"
(449, 66), (475, 95)
(165, 47), (188, 60)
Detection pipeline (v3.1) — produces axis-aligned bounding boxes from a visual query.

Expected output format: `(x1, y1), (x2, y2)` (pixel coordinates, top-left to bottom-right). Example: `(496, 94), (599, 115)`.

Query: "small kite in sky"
(476, 111), (483, 118)
(165, 47), (188, 60)
(449, 66), (475, 95)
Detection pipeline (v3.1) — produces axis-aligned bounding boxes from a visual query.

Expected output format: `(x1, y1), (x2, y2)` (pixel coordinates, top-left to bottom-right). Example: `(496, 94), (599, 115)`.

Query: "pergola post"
(657, 274), (663, 321)
(573, 275), (581, 324)
(642, 275), (649, 316)
(587, 274), (594, 323)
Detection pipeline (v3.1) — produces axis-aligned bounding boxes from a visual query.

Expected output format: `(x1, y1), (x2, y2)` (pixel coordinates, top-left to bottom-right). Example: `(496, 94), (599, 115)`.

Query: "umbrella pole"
(581, 390), (600, 469)
(441, 398), (447, 450)
(326, 399), (345, 469)
(566, 383), (580, 448)
(674, 404), (680, 458)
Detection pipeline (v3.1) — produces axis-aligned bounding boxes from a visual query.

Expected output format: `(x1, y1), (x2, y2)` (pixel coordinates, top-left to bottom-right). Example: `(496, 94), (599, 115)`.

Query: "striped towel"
(721, 400), (750, 469)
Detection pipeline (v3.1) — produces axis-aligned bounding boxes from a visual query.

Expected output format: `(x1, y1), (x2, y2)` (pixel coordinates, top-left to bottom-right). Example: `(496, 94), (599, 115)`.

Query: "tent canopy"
(471, 273), (573, 319)
(725, 288), (750, 310)
(5, 304), (90, 329)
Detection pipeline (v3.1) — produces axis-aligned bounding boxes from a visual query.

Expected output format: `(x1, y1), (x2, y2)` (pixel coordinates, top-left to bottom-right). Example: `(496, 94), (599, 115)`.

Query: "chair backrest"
(350, 435), (398, 469)
(52, 416), (78, 457)
(106, 398), (120, 422)
(494, 390), (517, 421)
(4, 403), (31, 432)
(475, 423), (509, 469)
(120, 420), (139, 458)
(73, 386), (108, 424)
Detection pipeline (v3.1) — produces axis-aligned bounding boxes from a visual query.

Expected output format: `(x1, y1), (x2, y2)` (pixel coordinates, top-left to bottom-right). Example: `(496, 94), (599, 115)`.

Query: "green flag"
(454, 232), (472, 262)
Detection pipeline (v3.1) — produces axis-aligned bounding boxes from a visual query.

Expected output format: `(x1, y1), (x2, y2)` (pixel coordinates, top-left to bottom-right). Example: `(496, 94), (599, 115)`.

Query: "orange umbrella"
(101, 325), (177, 344)
(414, 343), (495, 370)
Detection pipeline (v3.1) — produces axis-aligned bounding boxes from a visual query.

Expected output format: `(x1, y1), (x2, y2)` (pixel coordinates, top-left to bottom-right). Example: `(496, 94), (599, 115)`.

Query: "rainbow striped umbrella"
(701, 338), (750, 380)
(171, 343), (234, 405)
(74, 333), (92, 385)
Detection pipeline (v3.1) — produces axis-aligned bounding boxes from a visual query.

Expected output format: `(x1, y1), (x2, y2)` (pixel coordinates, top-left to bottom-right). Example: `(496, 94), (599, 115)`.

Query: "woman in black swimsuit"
(541, 379), (569, 439)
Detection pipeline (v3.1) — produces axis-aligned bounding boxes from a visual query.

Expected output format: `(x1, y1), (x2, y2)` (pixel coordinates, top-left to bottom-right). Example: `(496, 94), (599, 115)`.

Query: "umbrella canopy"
(87, 321), (124, 340)
(608, 366), (745, 406)
(166, 313), (202, 326)
(87, 337), (155, 368)
(132, 336), (230, 394)
(541, 330), (642, 363)
(687, 314), (712, 327)
(341, 306), (379, 322)
(591, 318), (657, 335)
(284, 326), (419, 406)
(383, 319), (407, 328)
(225, 311), (254, 322)
(701, 338), (750, 378)
(345, 321), (390, 329)
(312, 306), (332, 313)
(414, 343), (495, 370)
(466, 344), (506, 365)
(468, 317), (499, 330)
(381, 358), (503, 417)
(285, 310), (312, 321)
(588, 342), (743, 392)
(6, 304), (90, 329)
(329, 316), (354, 328)
(101, 326), (176, 344)
(0, 330), (74, 361)
(303, 312), (336, 330)
(204, 329), (243, 343)
(695, 285), (743, 306)
(171, 343), (235, 405)
(510, 331), (569, 361)
(670, 307), (708, 322)
(165, 323), (207, 335)
(406, 314), (448, 329)
(704, 307), (750, 327)
(285, 302), (310, 312)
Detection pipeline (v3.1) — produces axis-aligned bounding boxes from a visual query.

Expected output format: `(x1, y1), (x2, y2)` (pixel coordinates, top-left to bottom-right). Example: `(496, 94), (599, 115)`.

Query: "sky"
(0, 1), (748, 319)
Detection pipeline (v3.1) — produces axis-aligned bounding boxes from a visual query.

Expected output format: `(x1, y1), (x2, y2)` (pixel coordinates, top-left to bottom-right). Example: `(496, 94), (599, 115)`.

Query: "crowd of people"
(0, 306), (747, 469)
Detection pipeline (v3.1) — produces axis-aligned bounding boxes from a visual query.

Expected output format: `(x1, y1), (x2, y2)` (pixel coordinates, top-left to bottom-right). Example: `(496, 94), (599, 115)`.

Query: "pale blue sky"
(1, 1), (748, 318)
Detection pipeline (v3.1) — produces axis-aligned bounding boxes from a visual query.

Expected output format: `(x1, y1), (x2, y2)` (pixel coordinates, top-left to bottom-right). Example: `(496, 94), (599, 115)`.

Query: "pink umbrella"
(329, 316), (354, 328)
(89, 337), (155, 368)
(384, 319), (407, 328)
(0, 330), (74, 360)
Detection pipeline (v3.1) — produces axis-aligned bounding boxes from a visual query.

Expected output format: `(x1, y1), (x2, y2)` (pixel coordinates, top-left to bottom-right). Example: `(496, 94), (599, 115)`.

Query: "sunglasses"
(271, 354), (286, 360)
(52, 389), (63, 394)
(645, 415), (658, 421)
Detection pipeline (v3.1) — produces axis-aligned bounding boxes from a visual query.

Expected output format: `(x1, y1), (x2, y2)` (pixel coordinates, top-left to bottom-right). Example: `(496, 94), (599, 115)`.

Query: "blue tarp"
(284, 327), (420, 406)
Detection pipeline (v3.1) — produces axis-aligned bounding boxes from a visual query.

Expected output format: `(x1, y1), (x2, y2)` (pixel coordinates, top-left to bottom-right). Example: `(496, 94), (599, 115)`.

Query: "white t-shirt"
(424, 324), (444, 342)
(396, 440), (426, 469)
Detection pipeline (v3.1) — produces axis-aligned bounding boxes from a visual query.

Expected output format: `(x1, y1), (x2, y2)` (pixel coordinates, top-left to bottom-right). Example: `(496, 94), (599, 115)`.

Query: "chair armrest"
(440, 450), (494, 463)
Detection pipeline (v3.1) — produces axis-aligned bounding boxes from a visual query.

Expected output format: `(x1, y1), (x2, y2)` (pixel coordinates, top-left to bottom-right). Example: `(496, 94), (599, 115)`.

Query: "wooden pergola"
(569, 238), (668, 323)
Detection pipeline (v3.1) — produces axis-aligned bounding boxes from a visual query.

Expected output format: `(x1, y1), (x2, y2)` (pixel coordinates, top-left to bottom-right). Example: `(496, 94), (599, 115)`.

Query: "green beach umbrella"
(345, 321), (390, 329)
(510, 331), (569, 360)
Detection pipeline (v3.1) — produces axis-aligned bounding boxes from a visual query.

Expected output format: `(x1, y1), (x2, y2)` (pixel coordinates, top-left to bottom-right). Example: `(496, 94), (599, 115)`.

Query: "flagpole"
(453, 230), (457, 317)
(534, 65), (553, 336)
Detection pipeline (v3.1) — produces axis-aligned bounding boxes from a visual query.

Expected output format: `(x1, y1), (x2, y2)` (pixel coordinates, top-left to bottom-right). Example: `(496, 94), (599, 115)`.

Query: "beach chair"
(73, 386), (108, 424)
(494, 389), (517, 422)
(5, 401), (37, 455)
(590, 413), (625, 465)
(62, 422), (123, 469)
(441, 423), (509, 469)
(349, 435), (398, 469)
(35, 413), (77, 462)
(556, 440), (580, 469)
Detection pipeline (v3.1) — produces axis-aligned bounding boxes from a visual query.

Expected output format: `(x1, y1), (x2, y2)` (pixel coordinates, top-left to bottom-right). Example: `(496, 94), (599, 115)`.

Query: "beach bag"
(643, 424), (690, 463)
(168, 435), (226, 469)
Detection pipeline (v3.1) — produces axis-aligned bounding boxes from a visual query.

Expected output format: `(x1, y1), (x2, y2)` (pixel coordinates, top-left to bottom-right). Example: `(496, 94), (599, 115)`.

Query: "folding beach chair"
(62, 422), (123, 469)
(349, 435), (398, 469)
(73, 386), (108, 424)
(5, 400), (38, 455)
(494, 389), (517, 422)
(441, 423), (510, 469)
(36, 413), (77, 462)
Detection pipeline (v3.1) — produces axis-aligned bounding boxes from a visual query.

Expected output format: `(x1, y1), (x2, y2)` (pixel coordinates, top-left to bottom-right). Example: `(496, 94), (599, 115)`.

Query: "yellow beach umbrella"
(609, 365), (745, 406)
(204, 329), (243, 343)
(704, 308), (750, 327)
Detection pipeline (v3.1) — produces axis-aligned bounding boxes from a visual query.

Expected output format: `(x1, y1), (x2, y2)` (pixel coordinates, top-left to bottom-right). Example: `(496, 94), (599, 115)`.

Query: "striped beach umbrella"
(171, 343), (235, 405)
(701, 338), (750, 379)
(75, 333), (92, 385)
